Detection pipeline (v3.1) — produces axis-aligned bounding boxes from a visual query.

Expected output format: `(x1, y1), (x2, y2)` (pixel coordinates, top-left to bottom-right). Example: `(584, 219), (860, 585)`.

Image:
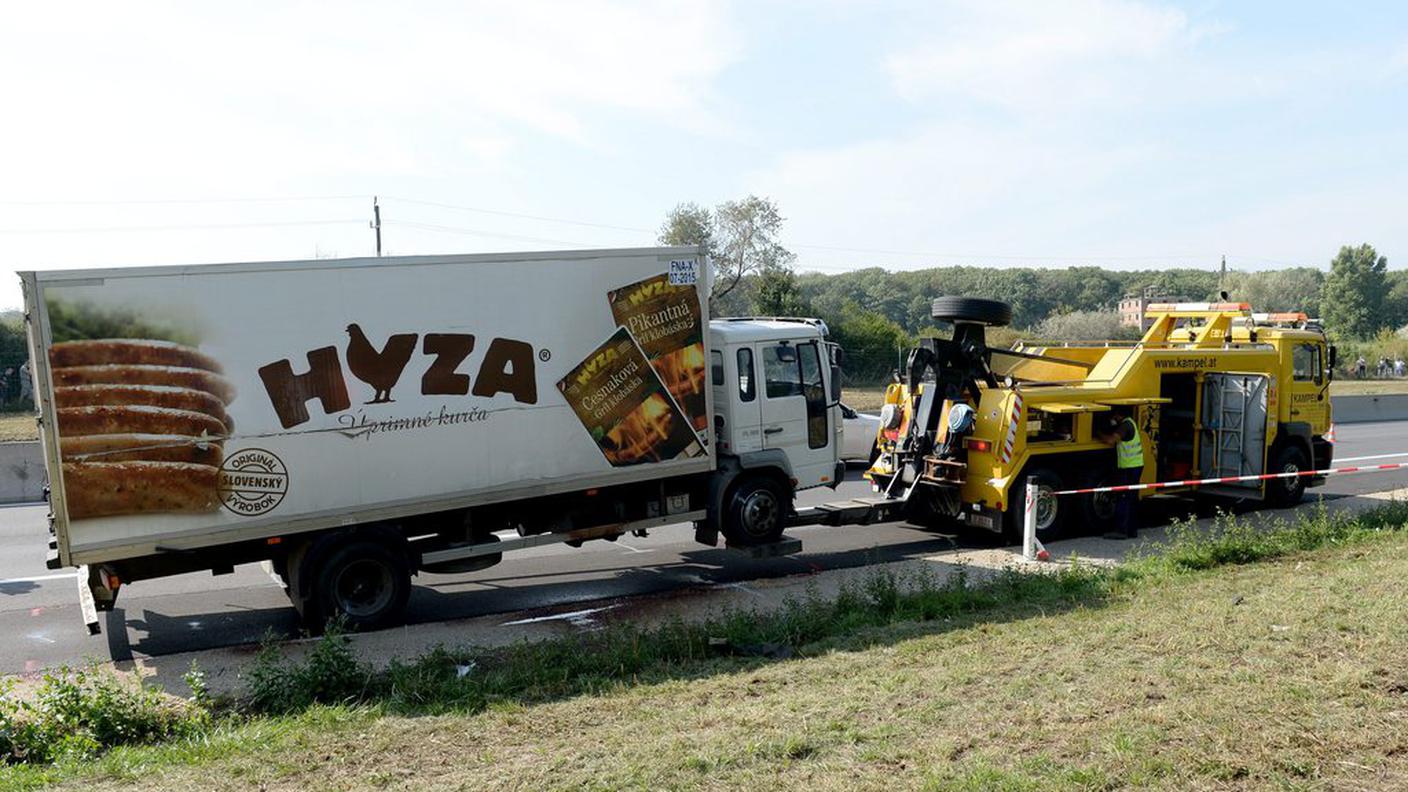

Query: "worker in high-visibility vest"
(1099, 412), (1144, 539)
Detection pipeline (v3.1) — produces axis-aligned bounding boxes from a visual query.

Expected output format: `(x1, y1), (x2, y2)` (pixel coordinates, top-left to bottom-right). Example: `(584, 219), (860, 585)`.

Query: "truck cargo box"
(22, 247), (713, 567)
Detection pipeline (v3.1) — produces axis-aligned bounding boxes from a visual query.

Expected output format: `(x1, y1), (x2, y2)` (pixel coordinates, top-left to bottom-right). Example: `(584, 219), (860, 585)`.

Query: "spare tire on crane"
(931, 296), (1012, 327)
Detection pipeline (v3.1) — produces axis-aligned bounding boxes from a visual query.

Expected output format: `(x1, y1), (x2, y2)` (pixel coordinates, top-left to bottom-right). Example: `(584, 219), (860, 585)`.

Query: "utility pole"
(1219, 254), (1226, 294)
(372, 196), (382, 257)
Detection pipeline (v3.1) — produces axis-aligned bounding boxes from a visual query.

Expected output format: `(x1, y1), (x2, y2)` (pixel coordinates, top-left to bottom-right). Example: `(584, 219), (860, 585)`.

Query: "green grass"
(0, 411), (36, 442)
(10, 501), (1408, 790)
(1329, 378), (1408, 395)
(842, 387), (888, 411)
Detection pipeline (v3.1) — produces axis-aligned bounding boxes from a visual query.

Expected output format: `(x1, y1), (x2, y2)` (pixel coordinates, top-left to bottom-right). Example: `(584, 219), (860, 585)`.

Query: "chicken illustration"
(346, 324), (419, 404)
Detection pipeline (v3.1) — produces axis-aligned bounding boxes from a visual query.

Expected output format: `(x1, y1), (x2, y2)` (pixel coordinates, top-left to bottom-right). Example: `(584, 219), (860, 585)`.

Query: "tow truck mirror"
(829, 364), (842, 403)
(1328, 345), (1337, 370)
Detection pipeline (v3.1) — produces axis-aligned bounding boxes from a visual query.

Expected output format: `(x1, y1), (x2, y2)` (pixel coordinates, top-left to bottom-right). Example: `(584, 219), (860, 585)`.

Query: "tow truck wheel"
(930, 296), (1012, 327)
(1078, 469), (1119, 535)
(1005, 468), (1066, 542)
(308, 539), (412, 633)
(1267, 445), (1309, 508)
(723, 477), (789, 546)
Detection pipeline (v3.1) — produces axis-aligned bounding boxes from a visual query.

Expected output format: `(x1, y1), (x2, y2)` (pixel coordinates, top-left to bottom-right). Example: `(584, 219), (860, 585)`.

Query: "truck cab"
(701, 317), (845, 545)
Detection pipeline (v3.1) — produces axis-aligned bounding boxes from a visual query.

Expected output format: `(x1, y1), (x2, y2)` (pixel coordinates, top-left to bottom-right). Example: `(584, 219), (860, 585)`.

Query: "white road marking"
(1, 572), (76, 585)
(501, 605), (617, 627)
(616, 542), (652, 555)
(1335, 452), (1408, 463)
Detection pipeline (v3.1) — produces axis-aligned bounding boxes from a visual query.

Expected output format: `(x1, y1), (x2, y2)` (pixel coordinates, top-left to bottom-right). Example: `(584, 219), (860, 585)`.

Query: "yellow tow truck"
(867, 297), (1335, 541)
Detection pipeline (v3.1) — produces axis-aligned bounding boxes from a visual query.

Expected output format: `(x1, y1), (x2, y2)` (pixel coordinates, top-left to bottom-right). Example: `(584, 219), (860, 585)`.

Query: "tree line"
(660, 197), (1396, 384)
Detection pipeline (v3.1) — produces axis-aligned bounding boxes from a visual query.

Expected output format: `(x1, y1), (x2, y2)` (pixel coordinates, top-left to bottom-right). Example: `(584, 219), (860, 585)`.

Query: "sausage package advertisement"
(22, 248), (711, 563)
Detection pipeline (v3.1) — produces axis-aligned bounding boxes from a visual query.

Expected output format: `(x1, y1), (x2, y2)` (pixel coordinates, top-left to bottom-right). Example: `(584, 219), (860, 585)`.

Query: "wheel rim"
(333, 559), (394, 619)
(1091, 490), (1117, 521)
(741, 490), (779, 537)
(1282, 461), (1303, 493)
(1034, 484), (1058, 532)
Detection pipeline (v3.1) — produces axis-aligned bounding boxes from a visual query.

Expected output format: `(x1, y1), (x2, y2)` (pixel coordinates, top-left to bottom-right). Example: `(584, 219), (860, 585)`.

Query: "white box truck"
(22, 247), (893, 632)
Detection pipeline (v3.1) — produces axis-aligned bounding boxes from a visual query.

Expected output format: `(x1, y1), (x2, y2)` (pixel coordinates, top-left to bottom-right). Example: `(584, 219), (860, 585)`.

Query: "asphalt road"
(2, 420), (1406, 675)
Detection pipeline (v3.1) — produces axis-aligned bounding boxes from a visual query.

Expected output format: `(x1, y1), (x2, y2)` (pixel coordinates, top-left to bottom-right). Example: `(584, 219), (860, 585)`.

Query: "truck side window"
(1292, 344), (1320, 382)
(710, 350), (724, 387)
(799, 342), (828, 449)
(737, 348), (756, 402)
(763, 346), (802, 398)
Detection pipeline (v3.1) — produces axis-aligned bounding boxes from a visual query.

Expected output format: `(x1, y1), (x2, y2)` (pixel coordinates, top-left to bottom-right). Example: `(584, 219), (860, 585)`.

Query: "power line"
(381, 195), (654, 234)
(385, 220), (598, 248)
(0, 195), (367, 206)
(0, 219), (366, 234)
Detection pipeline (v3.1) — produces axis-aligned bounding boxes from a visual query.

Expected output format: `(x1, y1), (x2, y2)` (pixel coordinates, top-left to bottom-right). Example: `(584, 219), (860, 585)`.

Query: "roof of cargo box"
(709, 317), (830, 344)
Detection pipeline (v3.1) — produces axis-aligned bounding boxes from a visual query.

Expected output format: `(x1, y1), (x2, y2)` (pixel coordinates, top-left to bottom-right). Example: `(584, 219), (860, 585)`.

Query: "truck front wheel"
(723, 476), (789, 546)
(1267, 445), (1309, 508)
(308, 539), (412, 632)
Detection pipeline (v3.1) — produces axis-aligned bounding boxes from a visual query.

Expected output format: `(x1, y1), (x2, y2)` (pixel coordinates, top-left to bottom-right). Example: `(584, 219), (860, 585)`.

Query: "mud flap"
(77, 565), (100, 636)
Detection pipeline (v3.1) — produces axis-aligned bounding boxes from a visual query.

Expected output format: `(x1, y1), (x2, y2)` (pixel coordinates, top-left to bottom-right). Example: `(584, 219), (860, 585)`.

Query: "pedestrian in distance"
(1355, 355), (1367, 379)
(1097, 412), (1144, 540)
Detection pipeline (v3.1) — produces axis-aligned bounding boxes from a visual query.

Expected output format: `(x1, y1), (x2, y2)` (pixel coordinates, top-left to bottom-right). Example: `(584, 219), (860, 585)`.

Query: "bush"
(244, 624), (371, 715)
(0, 667), (206, 765)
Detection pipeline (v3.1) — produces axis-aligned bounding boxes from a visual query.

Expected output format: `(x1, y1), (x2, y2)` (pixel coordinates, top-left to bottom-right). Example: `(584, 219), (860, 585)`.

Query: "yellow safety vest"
(1116, 418), (1144, 468)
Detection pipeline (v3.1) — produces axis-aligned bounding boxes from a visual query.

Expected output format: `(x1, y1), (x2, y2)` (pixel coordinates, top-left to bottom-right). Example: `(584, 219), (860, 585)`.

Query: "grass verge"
(7, 501), (1408, 789)
(0, 411), (37, 442)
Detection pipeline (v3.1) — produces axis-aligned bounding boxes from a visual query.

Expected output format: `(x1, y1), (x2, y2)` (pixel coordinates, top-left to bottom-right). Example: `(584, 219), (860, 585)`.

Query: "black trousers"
(1113, 466), (1142, 537)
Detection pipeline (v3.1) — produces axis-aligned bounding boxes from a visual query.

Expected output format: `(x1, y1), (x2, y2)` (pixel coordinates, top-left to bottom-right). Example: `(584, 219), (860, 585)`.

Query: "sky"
(2, 0), (1405, 310)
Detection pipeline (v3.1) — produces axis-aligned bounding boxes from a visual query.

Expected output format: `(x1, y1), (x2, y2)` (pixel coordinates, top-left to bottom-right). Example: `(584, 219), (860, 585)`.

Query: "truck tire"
(722, 476), (789, 546)
(1077, 468), (1119, 535)
(931, 296), (1012, 327)
(308, 538), (412, 632)
(1003, 467), (1065, 542)
(1267, 445), (1309, 508)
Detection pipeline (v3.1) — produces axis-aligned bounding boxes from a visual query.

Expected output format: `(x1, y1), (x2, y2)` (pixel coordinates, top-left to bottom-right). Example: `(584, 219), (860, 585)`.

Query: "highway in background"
(1, 420), (1405, 675)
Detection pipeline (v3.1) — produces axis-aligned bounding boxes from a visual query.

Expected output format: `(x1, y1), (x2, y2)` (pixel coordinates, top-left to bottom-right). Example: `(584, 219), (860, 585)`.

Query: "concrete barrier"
(0, 441), (46, 504)
(1332, 394), (1408, 424)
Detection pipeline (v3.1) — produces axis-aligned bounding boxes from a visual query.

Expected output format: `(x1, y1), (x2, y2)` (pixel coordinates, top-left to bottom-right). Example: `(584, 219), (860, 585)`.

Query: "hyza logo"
(218, 449), (289, 515)
(258, 324), (541, 428)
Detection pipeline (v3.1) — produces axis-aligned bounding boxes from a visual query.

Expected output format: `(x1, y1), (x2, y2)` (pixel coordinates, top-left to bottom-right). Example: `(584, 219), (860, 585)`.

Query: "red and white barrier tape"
(1054, 462), (1408, 496)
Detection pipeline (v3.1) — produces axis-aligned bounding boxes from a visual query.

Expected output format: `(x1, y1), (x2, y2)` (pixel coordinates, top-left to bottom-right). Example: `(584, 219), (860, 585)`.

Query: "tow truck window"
(798, 342), (828, 449)
(711, 350), (724, 387)
(737, 348), (756, 402)
(1293, 344), (1321, 382)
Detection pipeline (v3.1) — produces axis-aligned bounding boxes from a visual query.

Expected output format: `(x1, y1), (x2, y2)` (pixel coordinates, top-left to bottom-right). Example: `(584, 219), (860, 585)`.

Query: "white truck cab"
(701, 318), (845, 546)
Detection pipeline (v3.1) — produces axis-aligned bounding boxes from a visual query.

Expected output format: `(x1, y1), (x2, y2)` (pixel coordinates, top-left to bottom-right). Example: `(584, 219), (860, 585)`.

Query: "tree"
(658, 202), (714, 261)
(1224, 268), (1324, 316)
(660, 196), (795, 313)
(1322, 243), (1388, 338)
(1032, 310), (1139, 341)
(752, 267), (809, 316)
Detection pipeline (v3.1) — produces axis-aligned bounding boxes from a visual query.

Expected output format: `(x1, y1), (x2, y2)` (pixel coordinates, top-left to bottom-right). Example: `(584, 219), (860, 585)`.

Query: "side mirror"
(829, 364), (842, 403)
(1328, 345), (1337, 368)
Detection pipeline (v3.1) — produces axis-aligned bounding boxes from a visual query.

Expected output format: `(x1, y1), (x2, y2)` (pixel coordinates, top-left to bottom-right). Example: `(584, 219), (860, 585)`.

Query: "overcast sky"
(2, 0), (1405, 309)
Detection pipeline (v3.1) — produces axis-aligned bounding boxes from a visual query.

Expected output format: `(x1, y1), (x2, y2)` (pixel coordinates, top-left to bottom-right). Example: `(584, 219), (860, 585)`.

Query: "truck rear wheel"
(307, 538), (411, 632)
(723, 476), (789, 546)
(1267, 445), (1309, 507)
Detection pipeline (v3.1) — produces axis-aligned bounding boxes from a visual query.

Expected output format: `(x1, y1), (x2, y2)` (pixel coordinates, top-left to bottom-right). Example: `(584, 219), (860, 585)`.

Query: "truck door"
(1199, 373), (1269, 491)
(1287, 342), (1328, 429)
(760, 340), (835, 488)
